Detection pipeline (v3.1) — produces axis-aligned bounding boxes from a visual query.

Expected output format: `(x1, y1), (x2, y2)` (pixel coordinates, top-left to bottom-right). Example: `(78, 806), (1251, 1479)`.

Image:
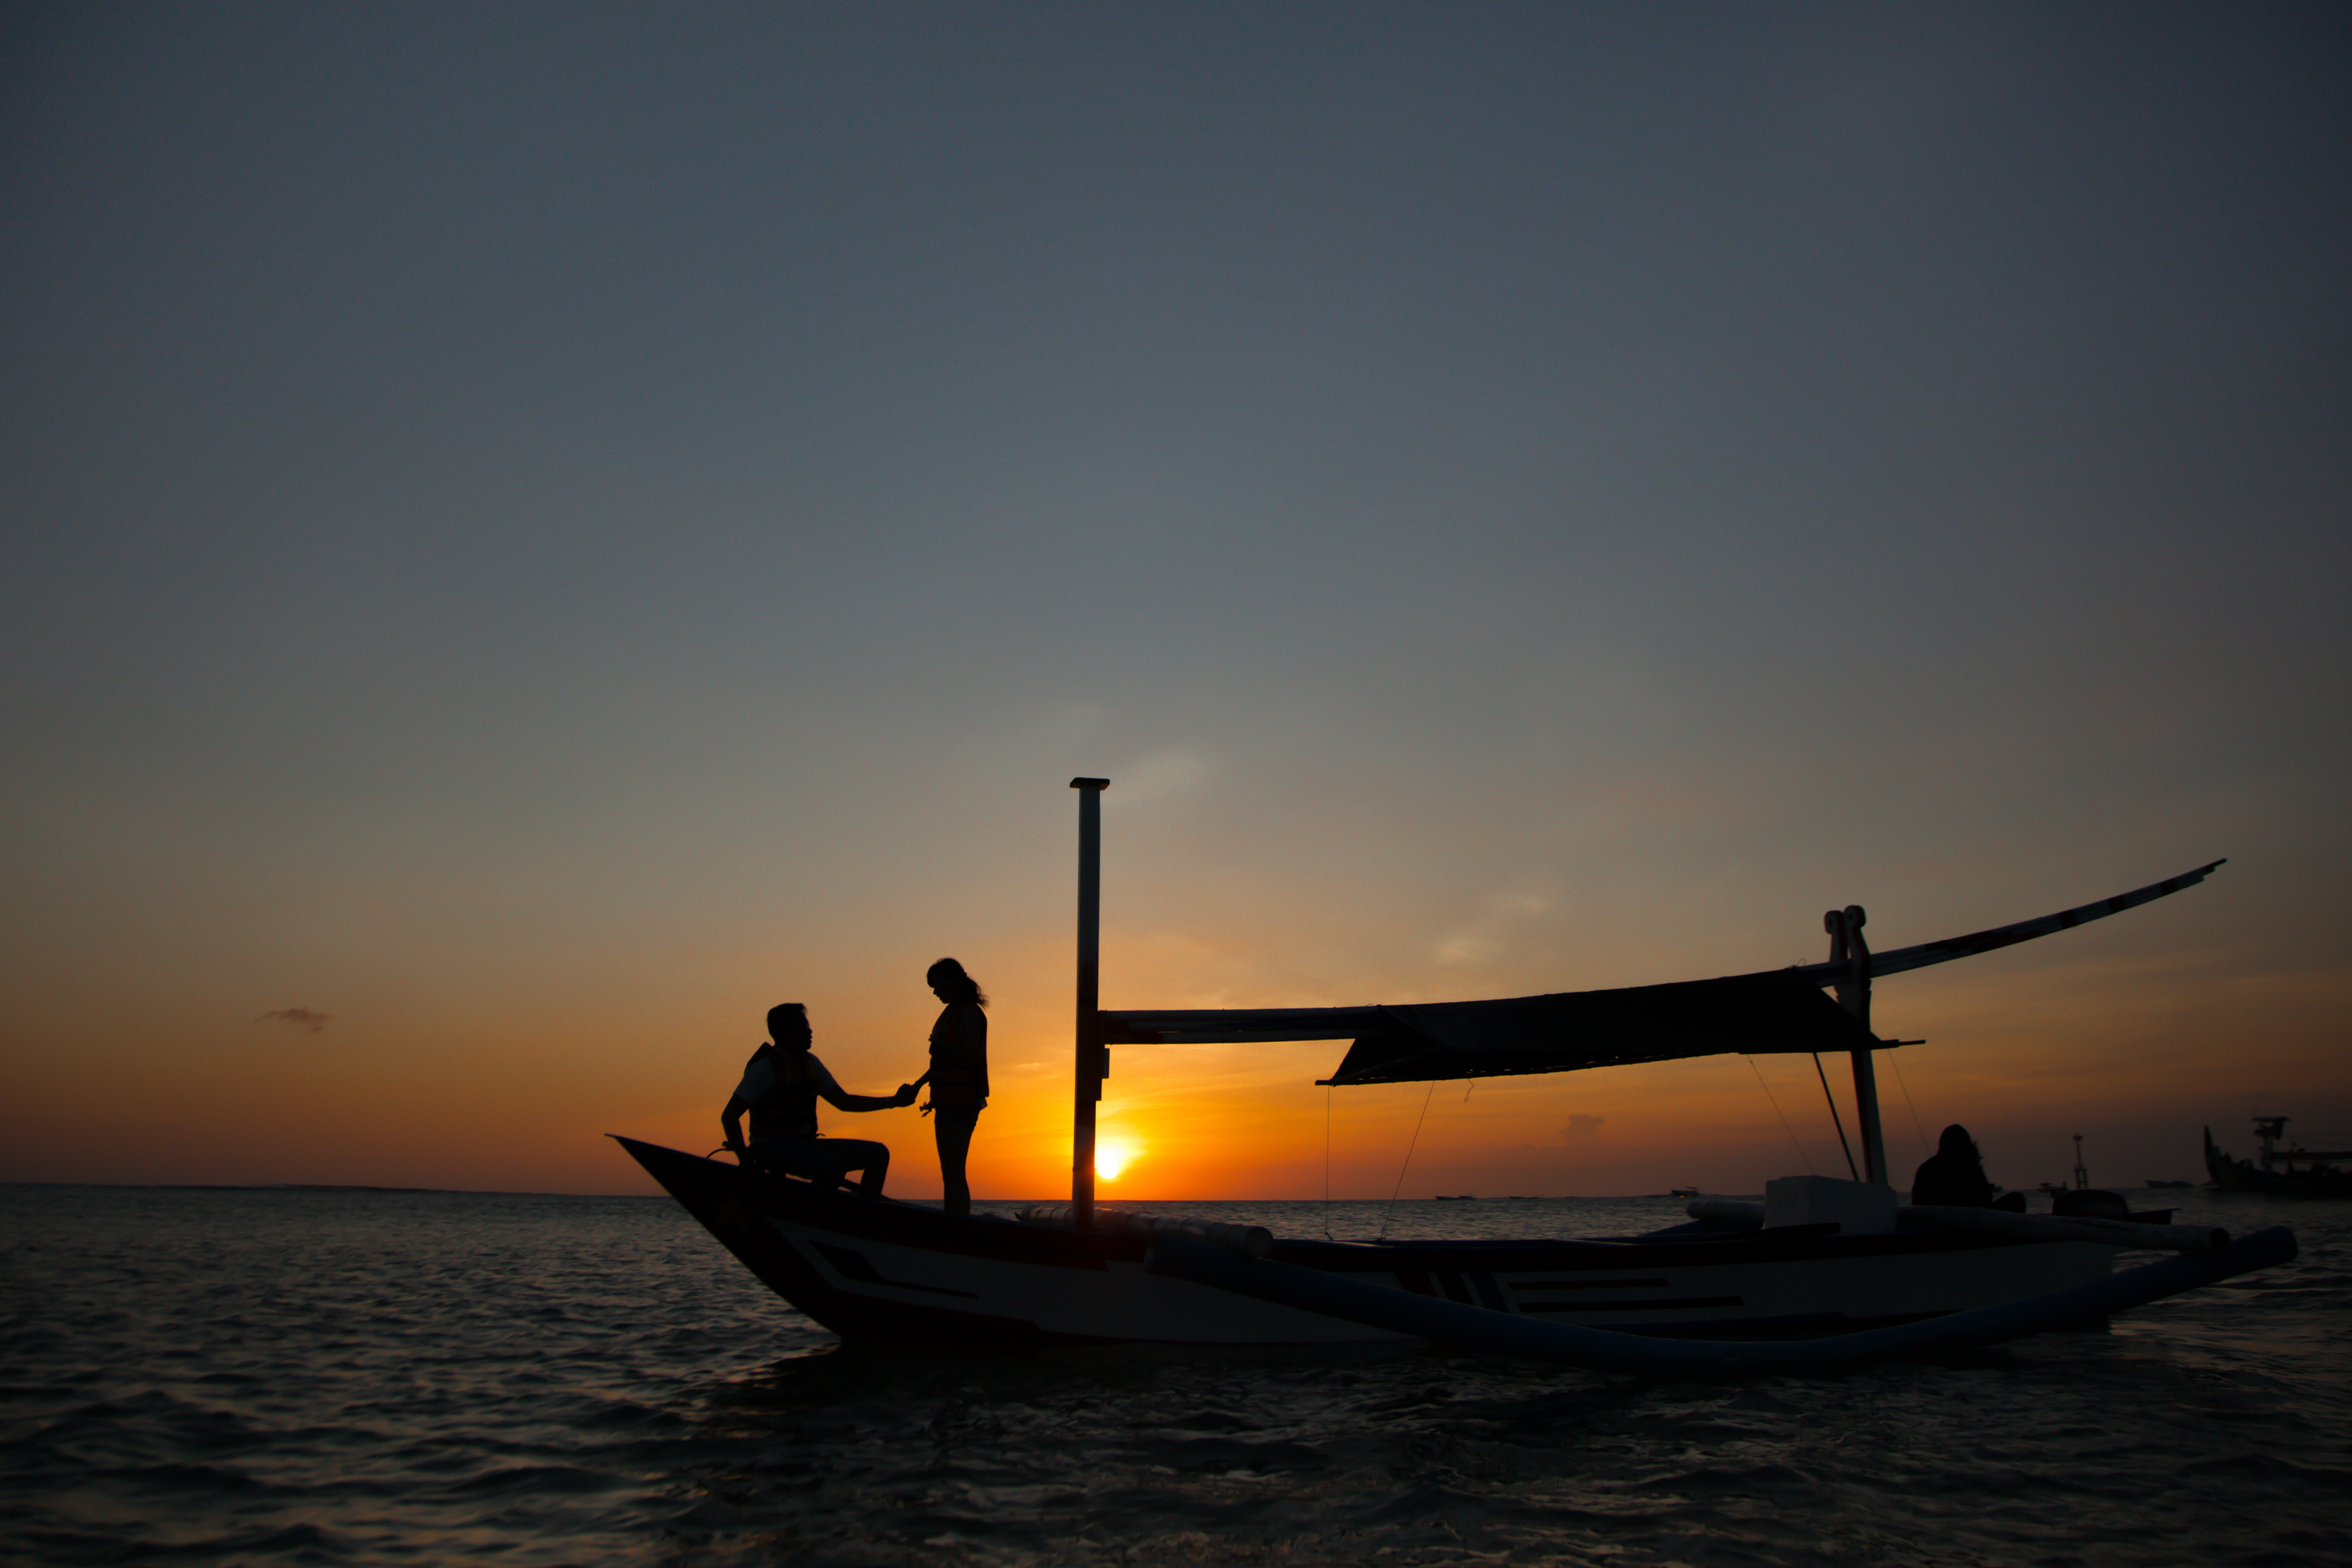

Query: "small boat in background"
(2205, 1119), (2352, 1197)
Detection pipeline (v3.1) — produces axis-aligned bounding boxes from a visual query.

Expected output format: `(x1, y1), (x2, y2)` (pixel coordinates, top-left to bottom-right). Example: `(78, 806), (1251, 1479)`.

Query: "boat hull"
(2205, 1127), (2352, 1197)
(619, 1138), (2118, 1351)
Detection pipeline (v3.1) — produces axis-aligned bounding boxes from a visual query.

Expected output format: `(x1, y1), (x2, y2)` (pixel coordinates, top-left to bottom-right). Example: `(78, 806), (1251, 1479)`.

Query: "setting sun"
(1094, 1141), (1138, 1181)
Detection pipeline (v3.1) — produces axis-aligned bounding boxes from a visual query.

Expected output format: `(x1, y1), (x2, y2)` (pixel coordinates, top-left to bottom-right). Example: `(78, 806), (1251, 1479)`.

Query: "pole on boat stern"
(1071, 778), (1109, 1221)
(1828, 906), (1890, 1187)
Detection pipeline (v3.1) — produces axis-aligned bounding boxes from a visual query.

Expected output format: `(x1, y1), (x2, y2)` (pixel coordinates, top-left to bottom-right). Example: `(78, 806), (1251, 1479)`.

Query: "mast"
(1825, 906), (1889, 1186)
(1070, 777), (1109, 1221)
(2254, 1116), (2287, 1168)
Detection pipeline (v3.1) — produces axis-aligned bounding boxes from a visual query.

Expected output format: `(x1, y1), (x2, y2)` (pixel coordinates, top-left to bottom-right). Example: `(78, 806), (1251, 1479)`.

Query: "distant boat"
(1668, 1187), (1701, 1199)
(2205, 1119), (2352, 1197)
(1433, 1194), (1475, 1200)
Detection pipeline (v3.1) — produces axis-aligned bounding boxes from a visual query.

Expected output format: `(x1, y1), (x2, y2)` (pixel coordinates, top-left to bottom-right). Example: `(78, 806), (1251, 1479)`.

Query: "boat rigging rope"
(1884, 1048), (1934, 1159)
(1378, 1079), (1439, 1240)
(1748, 1058), (1814, 1174)
(1322, 1086), (1334, 1241)
(1810, 1053), (1861, 1181)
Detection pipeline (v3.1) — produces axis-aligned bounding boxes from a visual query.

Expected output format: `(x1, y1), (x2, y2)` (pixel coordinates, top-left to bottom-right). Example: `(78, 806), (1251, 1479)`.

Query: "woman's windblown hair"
(926, 958), (985, 1007)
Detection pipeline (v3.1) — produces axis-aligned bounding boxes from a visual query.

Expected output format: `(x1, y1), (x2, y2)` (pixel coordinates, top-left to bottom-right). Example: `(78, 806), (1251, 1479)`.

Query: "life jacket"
(927, 1003), (988, 1109)
(745, 1044), (819, 1139)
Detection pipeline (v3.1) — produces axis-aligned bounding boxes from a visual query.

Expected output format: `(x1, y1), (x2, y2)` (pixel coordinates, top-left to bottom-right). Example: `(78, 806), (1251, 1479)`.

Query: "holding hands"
(895, 1083), (919, 1107)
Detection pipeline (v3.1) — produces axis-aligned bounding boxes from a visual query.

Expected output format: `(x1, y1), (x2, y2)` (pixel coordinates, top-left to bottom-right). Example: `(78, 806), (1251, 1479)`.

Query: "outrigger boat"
(617, 782), (2295, 1372)
(2205, 1118), (2352, 1197)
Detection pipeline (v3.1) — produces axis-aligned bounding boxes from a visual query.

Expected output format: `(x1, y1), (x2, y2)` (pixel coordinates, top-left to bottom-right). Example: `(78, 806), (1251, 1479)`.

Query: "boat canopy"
(1097, 860), (2224, 1087)
(1109, 970), (1873, 1085)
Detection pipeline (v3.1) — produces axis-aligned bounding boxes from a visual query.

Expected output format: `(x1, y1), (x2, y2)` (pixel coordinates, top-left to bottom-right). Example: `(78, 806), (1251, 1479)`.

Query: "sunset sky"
(5, 3), (2347, 1203)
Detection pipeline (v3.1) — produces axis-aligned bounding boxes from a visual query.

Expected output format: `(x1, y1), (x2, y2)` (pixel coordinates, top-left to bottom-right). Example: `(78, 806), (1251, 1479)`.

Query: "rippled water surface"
(4, 1183), (2347, 1566)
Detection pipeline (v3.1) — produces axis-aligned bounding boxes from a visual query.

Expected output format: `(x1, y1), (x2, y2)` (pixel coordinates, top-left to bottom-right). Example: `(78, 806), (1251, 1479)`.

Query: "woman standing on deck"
(910, 957), (988, 1217)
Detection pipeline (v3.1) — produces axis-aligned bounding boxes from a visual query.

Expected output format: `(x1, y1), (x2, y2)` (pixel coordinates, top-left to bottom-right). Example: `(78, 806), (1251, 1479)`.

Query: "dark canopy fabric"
(1315, 970), (1879, 1086)
(1094, 861), (2223, 1087)
(1099, 971), (1877, 1082)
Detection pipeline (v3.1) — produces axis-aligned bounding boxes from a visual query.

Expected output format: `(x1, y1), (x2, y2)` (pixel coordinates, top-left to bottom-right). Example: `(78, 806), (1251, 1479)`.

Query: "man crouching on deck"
(723, 1004), (916, 1196)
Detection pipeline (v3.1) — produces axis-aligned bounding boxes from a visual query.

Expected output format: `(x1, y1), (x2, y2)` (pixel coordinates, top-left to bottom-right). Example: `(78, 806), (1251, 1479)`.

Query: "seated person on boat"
(723, 1004), (914, 1195)
(1911, 1123), (2026, 1210)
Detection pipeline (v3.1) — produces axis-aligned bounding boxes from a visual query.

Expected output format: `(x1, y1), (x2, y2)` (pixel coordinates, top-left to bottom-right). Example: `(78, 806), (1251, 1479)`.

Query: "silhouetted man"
(724, 1003), (914, 1196)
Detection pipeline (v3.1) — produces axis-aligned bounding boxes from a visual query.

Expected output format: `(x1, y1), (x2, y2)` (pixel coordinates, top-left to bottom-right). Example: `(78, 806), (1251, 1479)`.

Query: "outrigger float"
(618, 782), (2295, 1372)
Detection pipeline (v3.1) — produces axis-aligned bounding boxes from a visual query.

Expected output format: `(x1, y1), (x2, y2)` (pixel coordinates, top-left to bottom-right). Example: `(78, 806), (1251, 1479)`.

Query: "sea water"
(3, 1184), (2347, 1566)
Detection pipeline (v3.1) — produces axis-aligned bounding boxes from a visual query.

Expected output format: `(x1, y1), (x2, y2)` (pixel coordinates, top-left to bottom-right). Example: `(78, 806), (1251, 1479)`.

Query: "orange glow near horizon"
(5, 858), (2342, 1199)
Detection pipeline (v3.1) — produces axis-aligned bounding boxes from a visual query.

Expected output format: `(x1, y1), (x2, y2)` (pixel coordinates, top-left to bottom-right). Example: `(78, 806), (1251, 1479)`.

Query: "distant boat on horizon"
(2205, 1119), (2352, 1197)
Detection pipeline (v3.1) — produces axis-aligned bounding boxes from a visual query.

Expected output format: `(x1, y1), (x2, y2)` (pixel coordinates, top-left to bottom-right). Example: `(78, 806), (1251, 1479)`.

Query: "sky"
(4, 2), (2347, 1203)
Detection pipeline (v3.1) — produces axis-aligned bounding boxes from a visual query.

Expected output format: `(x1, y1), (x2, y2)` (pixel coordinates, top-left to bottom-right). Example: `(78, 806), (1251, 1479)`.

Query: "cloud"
(1435, 888), (1559, 967)
(258, 1007), (332, 1034)
(1114, 747), (1213, 804)
(1563, 1113), (1606, 1139)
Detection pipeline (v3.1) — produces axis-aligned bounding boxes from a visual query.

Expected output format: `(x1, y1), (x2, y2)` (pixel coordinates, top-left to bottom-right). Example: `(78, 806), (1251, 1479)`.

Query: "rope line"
(1885, 1048), (1933, 1158)
(1379, 1080), (1439, 1240)
(1748, 1058), (1813, 1174)
(1323, 1085), (1335, 1241)
(1811, 1052), (1860, 1181)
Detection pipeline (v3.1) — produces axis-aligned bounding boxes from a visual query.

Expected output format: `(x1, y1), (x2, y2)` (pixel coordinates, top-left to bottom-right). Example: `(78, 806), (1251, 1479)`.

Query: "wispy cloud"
(1563, 1113), (1606, 1140)
(1436, 889), (1558, 967)
(258, 1007), (332, 1034)
(1116, 748), (1213, 804)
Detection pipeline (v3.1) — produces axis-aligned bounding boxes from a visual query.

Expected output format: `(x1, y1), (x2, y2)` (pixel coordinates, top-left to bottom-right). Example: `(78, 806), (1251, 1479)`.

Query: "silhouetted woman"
(1911, 1123), (2002, 1207)
(909, 958), (988, 1218)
